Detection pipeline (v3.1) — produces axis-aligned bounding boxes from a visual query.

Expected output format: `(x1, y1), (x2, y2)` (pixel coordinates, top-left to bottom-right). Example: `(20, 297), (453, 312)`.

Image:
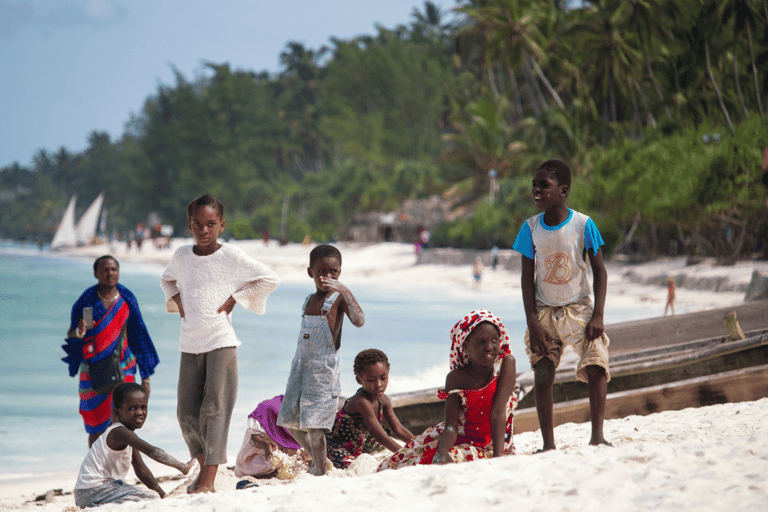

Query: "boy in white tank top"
(74, 382), (194, 508)
(513, 159), (612, 452)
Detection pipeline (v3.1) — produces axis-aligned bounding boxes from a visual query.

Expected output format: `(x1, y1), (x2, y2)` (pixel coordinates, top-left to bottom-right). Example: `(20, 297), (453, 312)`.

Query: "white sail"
(76, 192), (104, 245)
(50, 195), (78, 250)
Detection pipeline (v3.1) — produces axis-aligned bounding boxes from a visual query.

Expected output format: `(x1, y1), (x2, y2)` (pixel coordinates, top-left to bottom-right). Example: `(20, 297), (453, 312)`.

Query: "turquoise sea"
(0, 244), (527, 482)
(0, 242), (650, 483)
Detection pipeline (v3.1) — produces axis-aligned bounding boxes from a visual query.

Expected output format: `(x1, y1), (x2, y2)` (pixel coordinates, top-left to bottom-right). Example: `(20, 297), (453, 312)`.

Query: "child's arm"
(227, 252), (281, 315)
(432, 392), (461, 464)
(322, 278), (365, 327)
(130, 450), (166, 498)
(521, 256), (551, 356)
(586, 248), (607, 340)
(170, 294), (185, 318)
(491, 355), (516, 457)
(108, 426), (195, 476)
(380, 395), (415, 443)
(432, 370), (462, 464)
(344, 395), (404, 453)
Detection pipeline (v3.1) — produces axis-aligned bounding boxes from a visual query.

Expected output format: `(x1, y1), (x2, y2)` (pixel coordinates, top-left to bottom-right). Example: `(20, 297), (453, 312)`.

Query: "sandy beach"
(2, 240), (766, 511)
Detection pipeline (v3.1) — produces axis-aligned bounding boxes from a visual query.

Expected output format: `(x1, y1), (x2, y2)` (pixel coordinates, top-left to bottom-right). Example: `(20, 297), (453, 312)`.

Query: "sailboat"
(76, 192), (104, 245)
(50, 192), (104, 250)
(50, 195), (78, 250)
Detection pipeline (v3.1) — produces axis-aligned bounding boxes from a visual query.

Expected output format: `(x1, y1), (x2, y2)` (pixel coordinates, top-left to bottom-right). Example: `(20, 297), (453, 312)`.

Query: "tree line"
(1, 0), (767, 259)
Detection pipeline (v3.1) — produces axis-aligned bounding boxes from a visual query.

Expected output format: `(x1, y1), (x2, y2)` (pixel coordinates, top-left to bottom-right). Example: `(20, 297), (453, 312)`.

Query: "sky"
(0, 0), (447, 169)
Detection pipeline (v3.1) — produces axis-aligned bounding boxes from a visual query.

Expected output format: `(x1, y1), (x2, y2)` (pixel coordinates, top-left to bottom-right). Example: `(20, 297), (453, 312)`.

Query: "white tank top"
(527, 210), (592, 306)
(75, 422), (133, 489)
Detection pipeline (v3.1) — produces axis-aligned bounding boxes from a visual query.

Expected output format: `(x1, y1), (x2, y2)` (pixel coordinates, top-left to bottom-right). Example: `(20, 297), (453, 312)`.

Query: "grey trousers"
(74, 480), (158, 508)
(177, 347), (238, 465)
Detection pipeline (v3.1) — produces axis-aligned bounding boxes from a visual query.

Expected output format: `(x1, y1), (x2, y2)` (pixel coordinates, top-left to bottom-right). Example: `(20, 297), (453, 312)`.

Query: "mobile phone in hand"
(83, 307), (93, 329)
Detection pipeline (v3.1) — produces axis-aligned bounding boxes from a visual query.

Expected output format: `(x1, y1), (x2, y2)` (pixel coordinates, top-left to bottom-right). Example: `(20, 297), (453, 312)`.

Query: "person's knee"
(534, 359), (556, 386)
(585, 365), (606, 381)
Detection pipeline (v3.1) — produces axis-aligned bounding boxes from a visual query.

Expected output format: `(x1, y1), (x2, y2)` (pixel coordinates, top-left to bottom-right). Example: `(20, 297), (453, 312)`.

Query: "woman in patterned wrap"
(62, 255), (159, 446)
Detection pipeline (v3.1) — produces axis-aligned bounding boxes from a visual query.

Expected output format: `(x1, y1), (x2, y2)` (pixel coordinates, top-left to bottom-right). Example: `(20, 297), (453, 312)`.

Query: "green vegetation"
(2, 0), (766, 259)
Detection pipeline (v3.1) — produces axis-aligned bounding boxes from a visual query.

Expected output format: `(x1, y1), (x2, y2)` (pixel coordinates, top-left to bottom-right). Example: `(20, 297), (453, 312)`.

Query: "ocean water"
(0, 246), (529, 481)
(0, 243), (652, 482)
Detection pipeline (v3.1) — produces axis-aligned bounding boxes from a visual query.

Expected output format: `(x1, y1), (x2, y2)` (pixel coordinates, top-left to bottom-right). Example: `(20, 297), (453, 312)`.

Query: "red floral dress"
(377, 376), (515, 471)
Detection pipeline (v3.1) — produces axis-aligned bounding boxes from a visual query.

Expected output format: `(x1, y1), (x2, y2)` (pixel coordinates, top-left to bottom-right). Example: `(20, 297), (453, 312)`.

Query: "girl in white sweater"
(160, 194), (280, 493)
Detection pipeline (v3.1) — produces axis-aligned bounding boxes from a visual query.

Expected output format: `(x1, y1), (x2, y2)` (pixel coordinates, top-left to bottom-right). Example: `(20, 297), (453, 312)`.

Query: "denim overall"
(277, 292), (341, 431)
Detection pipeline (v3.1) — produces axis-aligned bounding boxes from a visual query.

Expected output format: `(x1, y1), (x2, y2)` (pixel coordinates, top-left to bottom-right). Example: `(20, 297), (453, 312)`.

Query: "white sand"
(4, 398), (767, 511)
(3, 241), (767, 510)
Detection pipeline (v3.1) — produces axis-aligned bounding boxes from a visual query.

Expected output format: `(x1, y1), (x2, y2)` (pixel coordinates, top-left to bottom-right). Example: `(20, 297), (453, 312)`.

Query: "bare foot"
(534, 444), (557, 454)
(589, 439), (614, 447)
(187, 464), (217, 494)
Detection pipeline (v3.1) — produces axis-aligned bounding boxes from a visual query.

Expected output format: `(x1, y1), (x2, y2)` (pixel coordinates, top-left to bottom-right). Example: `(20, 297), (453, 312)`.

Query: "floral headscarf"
(449, 310), (511, 371)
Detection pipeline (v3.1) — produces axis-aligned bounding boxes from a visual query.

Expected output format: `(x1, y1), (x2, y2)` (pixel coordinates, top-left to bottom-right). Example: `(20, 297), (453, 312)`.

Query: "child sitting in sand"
(326, 349), (415, 469)
(234, 395), (306, 480)
(378, 310), (516, 470)
(512, 159), (611, 451)
(277, 244), (366, 476)
(74, 382), (194, 508)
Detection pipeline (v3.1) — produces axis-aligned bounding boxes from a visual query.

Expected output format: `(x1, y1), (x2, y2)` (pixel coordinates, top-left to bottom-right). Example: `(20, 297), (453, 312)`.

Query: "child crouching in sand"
(326, 349), (415, 469)
(74, 382), (194, 508)
(234, 395), (307, 481)
(378, 310), (516, 470)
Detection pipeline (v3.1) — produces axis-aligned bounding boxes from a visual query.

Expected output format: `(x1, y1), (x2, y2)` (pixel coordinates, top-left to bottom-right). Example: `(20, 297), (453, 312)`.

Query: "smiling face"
(356, 361), (390, 400)
(188, 204), (225, 254)
(307, 256), (341, 293)
(463, 322), (501, 368)
(531, 168), (568, 211)
(113, 390), (148, 431)
(94, 257), (119, 288)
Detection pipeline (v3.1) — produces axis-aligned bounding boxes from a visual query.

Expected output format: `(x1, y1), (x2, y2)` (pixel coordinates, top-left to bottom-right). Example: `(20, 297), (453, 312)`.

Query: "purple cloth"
(249, 395), (301, 450)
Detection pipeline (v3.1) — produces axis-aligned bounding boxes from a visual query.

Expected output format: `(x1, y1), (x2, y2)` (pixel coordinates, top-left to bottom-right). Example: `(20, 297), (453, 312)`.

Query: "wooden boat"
(390, 299), (768, 435)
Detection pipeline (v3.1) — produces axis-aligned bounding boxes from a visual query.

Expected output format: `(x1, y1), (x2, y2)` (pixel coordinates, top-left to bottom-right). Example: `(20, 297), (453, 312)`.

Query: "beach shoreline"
(2, 240), (766, 510)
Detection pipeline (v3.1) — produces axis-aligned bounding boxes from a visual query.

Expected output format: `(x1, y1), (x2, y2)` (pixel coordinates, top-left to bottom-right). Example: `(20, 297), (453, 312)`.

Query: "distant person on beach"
(472, 256), (483, 290)
(665, 277), (676, 316)
(160, 194), (280, 493)
(326, 349), (414, 469)
(234, 395), (305, 480)
(277, 244), (366, 476)
(62, 255), (159, 447)
(491, 245), (499, 270)
(512, 159), (611, 451)
(73, 382), (194, 508)
(378, 310), (516, 470)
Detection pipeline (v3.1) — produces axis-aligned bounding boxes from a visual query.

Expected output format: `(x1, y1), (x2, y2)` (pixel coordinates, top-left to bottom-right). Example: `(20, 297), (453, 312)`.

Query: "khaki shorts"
(524, 296), (610, 382)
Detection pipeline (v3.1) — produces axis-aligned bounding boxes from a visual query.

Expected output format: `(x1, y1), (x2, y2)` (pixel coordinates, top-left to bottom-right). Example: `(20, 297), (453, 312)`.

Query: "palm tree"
(457, 0), (564, 117)
(720, 0), (764, 117)
(566, 0), (643, 126)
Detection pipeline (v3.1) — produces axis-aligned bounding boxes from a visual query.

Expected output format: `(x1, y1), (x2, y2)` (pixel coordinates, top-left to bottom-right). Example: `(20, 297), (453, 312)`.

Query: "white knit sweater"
(160, 243), (280, 354)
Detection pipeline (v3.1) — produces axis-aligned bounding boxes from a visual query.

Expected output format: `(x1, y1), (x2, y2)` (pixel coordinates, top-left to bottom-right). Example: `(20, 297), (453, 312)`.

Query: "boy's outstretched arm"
(321, 278), (365, 327)
(109, 427), (195, 475)
(586, 248), (607, 341)
(521, 256), (551, 356)
(491, 355), (516, 457)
